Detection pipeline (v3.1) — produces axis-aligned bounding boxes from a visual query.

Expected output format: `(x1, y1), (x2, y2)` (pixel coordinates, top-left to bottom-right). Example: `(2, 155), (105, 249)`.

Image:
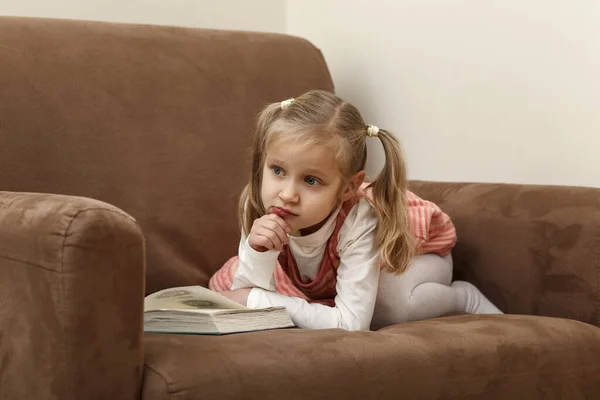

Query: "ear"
(340, 170), (366, 202)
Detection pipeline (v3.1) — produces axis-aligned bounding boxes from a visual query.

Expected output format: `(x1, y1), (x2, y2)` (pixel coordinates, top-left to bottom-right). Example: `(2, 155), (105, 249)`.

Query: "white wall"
(0, 0), (286, 32)
(3, 1), (598, 188)
(287, 1), (600, 188)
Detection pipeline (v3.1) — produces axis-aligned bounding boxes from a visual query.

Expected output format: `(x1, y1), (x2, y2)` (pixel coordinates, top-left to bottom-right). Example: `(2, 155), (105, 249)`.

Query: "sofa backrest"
(0, 17), (334, 294)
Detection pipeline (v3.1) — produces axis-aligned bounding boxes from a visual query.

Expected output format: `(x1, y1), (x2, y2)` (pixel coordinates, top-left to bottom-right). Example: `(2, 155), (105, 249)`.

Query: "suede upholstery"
(409, 181), (600, 327)
(0, 16), (333, 296)
(143, 315), (600, 399)
(1, 16), (599, 400)
(0, 192), (145, 399)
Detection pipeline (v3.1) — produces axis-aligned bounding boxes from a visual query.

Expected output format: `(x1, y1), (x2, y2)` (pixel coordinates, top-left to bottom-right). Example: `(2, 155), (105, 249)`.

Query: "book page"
(144, 285), (248, 312)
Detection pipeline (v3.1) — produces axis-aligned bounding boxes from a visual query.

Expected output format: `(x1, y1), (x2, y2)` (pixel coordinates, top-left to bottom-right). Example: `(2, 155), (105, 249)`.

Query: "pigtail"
(366, 129), (415, 274)
(238, 102), (283, 236)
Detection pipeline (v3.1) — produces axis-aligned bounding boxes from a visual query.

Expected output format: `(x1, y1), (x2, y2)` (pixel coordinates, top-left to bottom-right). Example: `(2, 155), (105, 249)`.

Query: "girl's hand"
(219, 289), (252, 306)
(248, 213), (291, 252)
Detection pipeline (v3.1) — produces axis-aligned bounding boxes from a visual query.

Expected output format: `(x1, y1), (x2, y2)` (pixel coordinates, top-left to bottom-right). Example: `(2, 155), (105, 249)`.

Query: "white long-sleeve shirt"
(230, 198), (380, 331)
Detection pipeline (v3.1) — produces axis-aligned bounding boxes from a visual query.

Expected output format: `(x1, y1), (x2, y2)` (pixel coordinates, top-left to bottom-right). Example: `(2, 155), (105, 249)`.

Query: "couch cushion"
(142, 315), (600, 399)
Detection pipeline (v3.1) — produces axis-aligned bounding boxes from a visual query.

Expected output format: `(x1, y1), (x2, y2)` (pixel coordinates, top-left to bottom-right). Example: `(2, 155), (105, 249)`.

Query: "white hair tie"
(366, 124), (380, 138)
(280, 98), (295, 110)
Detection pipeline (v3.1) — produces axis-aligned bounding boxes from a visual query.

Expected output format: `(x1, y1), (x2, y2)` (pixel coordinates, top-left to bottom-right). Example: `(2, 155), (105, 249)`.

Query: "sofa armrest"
(0, 192), (145, 400)
(409, 181), (600, 327)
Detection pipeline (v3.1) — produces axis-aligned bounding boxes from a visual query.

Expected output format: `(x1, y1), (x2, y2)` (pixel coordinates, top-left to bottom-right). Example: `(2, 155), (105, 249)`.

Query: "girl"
(209, 90), (502, 330)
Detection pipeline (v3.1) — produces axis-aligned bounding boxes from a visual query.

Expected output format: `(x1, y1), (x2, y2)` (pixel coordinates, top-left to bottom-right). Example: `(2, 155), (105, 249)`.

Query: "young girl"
(209, 90), (502, 330)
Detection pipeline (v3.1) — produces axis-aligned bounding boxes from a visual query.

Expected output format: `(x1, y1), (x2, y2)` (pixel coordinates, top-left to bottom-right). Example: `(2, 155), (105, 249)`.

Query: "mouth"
(271, 207), (298, 218)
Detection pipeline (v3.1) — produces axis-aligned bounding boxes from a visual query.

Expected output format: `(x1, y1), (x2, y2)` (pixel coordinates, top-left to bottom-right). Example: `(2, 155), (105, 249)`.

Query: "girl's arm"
(247, 200), (380, 330)
(230, 233), (279, 291)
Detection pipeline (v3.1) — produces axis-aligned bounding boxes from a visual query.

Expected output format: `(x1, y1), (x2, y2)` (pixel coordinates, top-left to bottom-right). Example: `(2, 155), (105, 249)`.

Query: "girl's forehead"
(266, 131), (338, 152)
(266, 136), (335, 158)
(264, 127), (350, 175)
(265, 138), (341, 171)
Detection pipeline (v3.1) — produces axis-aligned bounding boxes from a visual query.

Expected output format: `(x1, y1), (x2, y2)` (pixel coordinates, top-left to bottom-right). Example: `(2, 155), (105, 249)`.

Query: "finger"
(258, 219), (289, 245)
(255, 218), (288, 244)
(248, 235), (272, 252)
(251, 232), (274, 249)
(251, 231), (282, 251)
(264, 214), (292, 235)
(255, 228), (284, 250)
(263, 233), (283, 251)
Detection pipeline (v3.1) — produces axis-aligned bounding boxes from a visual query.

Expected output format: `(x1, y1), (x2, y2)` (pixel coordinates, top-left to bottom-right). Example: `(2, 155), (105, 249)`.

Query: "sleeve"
(247, 200), (380, 331)
(230, 231), (279, 291)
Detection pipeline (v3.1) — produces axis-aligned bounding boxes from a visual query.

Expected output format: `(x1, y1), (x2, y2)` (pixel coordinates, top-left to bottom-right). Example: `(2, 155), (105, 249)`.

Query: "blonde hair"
(239, 90), (414, 274)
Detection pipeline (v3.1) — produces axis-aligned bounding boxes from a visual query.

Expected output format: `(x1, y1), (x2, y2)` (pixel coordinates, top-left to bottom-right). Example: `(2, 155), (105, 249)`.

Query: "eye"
(271, 166), (284, 176)
(305, 176), (320, 186)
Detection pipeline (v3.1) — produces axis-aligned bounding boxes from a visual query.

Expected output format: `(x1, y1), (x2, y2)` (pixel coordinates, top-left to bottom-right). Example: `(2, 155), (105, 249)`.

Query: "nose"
(278, 181), (299, 203)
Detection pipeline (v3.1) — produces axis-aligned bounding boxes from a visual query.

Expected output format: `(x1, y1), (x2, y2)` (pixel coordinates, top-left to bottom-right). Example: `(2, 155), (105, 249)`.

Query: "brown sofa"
(1, 16), (599, 400)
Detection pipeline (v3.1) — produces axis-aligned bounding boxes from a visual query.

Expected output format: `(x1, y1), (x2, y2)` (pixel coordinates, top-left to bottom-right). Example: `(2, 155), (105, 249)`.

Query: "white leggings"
(371, 253), (502, 328)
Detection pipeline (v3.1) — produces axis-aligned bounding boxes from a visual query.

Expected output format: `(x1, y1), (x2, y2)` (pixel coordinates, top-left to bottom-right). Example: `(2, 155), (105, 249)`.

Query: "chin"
(287, 222), (308, 235)
(288, 222), (302, 232)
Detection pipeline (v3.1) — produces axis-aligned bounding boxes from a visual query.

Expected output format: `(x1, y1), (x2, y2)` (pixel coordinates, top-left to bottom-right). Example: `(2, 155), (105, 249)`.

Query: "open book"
(144, 285), (295, 335)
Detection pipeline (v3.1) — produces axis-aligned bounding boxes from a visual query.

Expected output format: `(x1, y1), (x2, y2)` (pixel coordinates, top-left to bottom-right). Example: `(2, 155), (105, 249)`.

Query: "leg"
(371, 253), (502, 328)
(372, 253), (453, 327)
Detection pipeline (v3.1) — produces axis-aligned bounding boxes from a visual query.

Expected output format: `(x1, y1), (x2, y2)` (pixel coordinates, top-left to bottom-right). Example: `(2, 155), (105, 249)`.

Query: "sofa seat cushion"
(142, 314), (600, 400)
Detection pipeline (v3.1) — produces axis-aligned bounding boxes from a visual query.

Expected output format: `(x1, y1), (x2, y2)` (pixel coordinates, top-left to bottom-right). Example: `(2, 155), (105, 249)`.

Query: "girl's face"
(260, 138), (348, 236)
